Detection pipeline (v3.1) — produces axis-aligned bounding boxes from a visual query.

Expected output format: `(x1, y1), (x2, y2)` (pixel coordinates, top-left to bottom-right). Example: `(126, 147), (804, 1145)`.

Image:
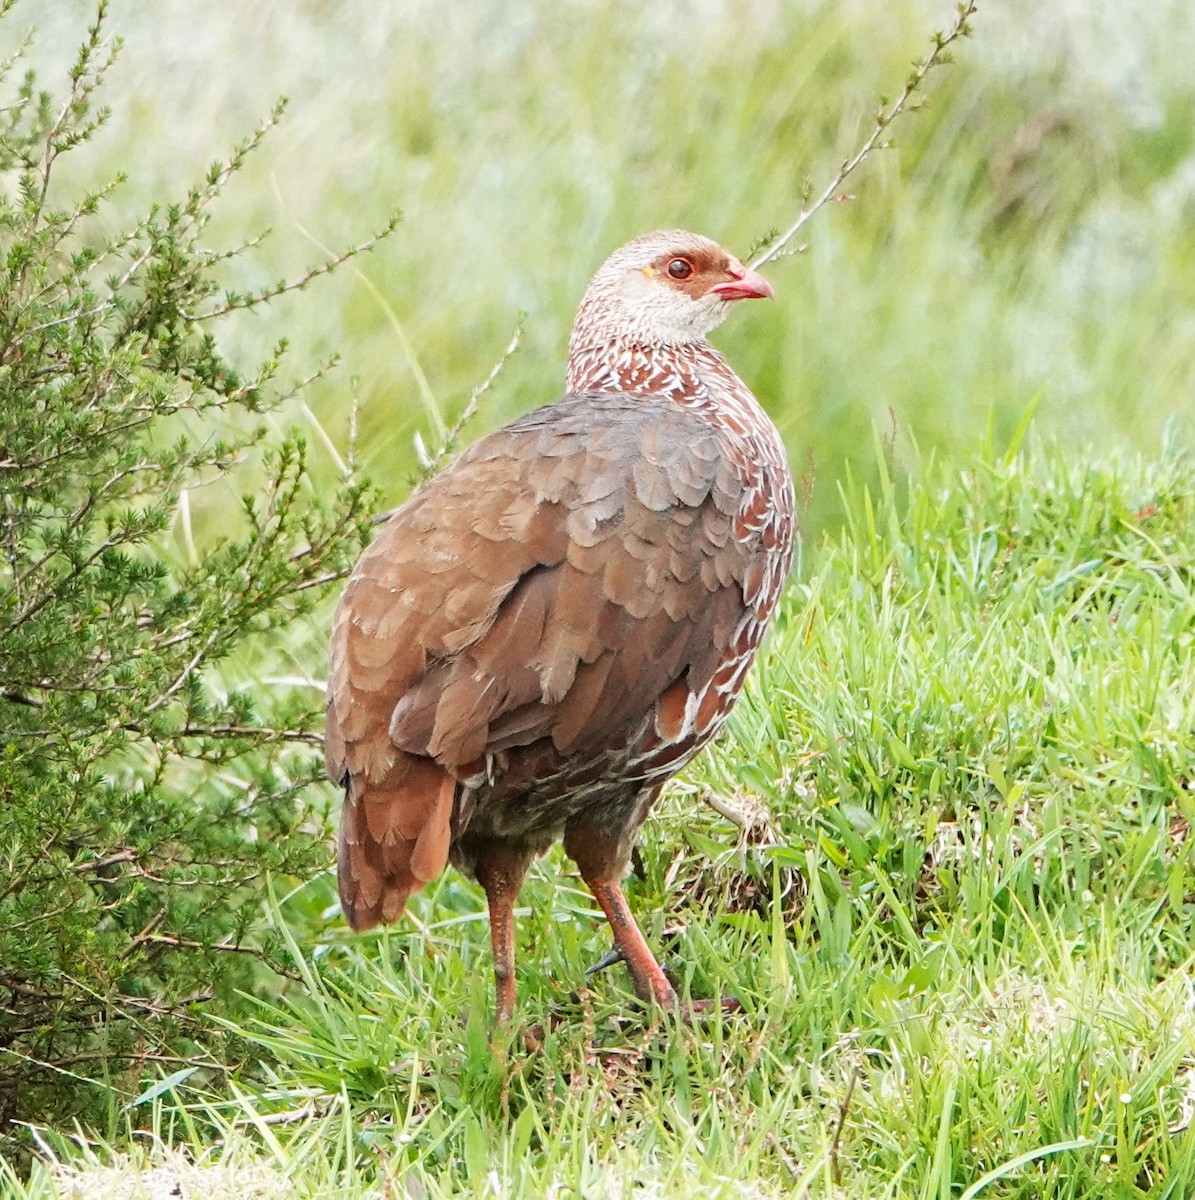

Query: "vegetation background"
(3, 0), (1195, 1196)
(26, 0), (1195, 538)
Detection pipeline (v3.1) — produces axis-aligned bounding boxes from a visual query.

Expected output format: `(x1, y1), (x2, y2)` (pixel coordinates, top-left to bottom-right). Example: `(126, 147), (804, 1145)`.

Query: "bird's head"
(569, 229), (773, 351)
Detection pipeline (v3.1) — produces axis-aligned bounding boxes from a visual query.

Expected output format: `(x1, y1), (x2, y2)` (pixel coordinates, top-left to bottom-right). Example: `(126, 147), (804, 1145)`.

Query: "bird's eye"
(666, 258), (694, 280)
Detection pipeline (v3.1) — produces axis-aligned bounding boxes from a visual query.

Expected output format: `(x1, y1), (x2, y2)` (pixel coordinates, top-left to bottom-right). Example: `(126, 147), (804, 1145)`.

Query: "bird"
(325, 230), (795, 1024)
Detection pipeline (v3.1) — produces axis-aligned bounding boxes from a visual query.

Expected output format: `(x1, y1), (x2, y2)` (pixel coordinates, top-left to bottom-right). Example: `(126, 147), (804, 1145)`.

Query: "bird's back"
(326, 391), (790, 927)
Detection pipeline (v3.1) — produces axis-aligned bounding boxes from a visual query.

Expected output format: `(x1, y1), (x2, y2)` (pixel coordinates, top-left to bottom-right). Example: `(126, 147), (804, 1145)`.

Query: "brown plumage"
(326, 230), (795, 1022)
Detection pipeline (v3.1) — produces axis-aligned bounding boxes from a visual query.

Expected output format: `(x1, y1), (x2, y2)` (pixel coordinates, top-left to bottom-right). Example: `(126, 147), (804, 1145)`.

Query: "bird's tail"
(337, 758), (456, 930)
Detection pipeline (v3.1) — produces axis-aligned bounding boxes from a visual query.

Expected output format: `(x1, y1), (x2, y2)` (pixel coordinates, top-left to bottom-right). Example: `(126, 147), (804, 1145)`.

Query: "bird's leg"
(584, 875), (678, 1008)
(473, 842), (534, 1026)
(564, 820), (678, 1008)
(580, 880), (741, 1017)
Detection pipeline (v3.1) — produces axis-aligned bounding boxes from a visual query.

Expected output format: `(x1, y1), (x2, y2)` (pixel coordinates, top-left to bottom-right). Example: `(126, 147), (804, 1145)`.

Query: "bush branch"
(750, 0), (978, 270)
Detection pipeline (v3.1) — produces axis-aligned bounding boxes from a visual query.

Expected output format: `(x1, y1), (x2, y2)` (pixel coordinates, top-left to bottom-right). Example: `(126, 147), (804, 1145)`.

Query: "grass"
(12, 439), (1195, 1197)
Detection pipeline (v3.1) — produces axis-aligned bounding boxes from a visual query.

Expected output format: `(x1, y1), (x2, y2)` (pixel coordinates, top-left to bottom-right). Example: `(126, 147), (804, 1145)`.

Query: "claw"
(586, 945), (627, 975)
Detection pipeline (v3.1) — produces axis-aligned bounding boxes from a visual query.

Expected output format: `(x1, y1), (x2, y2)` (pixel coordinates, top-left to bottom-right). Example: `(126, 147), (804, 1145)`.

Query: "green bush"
(0, 3), (391, 1130)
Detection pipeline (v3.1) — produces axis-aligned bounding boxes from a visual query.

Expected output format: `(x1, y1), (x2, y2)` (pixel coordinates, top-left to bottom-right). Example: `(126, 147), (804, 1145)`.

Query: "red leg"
(474, 844), (533, 1025)
(586, 876), (678, 1008)
(564, 808), (680, 1009)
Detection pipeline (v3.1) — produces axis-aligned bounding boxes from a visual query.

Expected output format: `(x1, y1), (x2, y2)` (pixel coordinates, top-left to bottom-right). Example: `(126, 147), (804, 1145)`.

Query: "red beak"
(709, 264), (774, 302)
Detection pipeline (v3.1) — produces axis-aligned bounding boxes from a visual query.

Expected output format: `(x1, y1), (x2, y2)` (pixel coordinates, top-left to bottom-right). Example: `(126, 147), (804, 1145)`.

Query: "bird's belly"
(455, 746), (659, 841)
(445, 689), (734, 878)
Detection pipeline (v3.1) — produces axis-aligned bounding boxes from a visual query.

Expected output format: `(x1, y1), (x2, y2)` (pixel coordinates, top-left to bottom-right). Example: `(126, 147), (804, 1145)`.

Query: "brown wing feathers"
(326, 395), (756, 929)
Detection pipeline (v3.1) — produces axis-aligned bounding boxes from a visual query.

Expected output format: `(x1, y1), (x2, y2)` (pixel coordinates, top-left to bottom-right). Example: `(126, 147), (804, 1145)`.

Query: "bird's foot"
(583, 944), (742, 1017)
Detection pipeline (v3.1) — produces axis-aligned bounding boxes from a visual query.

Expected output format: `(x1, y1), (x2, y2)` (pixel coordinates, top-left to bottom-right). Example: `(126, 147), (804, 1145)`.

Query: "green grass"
(13, 440), (1195, 1197)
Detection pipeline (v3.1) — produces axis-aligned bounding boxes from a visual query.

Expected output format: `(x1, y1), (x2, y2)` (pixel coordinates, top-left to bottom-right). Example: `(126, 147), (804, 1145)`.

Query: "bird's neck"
(565, 337), (736, 407)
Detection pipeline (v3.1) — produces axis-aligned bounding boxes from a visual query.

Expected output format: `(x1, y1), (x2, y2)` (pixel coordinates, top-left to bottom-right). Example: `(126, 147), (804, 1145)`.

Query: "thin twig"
(766, 1131), (804, 1182)
(173, 723), (322, 744)
(424, 314), (524, 474)
(372, 317), (525, 524)
(830, 1066), (859, 1186)
(70, 849), (139, 874)
(231, 1100), (327, 1127)
(139, 932), (297, 966)
(142, 628), (222, 714)
(750, 0), (979, 270)
(185, 214), (401, 322)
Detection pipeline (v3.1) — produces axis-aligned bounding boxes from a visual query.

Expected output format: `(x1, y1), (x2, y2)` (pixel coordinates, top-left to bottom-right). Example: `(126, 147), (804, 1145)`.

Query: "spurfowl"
(326, 230), (795, 1023)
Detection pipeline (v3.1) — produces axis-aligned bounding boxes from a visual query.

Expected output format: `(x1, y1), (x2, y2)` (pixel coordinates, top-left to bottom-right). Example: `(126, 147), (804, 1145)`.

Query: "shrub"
(0, 1), (392, 1130)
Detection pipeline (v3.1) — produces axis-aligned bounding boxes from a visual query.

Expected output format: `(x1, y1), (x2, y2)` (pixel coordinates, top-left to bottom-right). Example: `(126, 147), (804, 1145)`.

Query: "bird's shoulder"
(360, 393), (745, 574)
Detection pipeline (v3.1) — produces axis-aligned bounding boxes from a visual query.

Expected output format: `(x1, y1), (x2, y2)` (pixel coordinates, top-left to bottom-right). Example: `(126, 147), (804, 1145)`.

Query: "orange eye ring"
(666, 258), (694, 280)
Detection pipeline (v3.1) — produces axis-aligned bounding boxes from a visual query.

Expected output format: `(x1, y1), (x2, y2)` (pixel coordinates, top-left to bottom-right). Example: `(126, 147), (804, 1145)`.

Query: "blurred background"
(29, 0), (1195, 543)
